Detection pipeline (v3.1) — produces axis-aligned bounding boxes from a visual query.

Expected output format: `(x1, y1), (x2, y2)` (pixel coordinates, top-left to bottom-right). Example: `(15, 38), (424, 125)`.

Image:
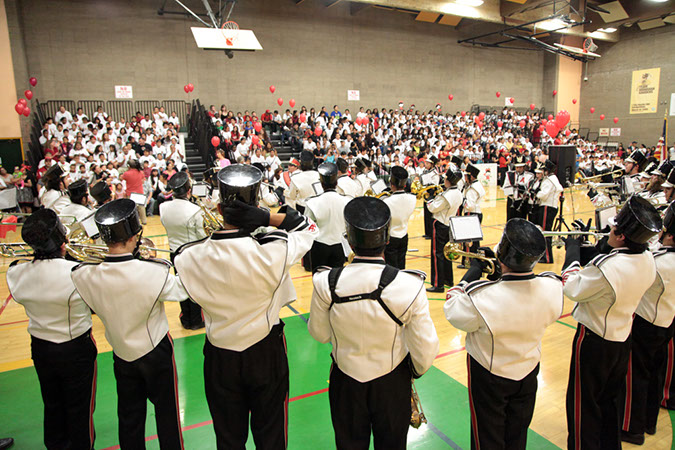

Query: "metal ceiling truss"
(157, 0), (237, 28)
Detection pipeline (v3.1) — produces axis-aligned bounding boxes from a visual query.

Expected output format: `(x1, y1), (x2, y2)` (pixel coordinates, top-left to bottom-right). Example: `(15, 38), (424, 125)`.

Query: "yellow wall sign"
(630, 68), (660, 114)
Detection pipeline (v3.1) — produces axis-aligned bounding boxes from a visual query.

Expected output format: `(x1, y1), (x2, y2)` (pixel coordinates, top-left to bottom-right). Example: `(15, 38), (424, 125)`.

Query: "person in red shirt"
(498, 150), (510, 186)
(121, 159), (147, 225)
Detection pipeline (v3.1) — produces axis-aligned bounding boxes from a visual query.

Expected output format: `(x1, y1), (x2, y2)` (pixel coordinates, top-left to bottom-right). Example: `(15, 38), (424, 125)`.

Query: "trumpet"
(443, 242), (496, 275)
(410, 180), (444, 200)
(578, 169), (625, 183)
(540, 230), (609, 248)
(193, 196), (224, 235)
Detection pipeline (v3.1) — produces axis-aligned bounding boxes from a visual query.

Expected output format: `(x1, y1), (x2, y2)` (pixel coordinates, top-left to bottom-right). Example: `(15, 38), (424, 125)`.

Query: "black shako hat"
(318, 162), (338, 187)
(90, 181), (112, 204)
(390, 166), (408, 189)
(663, 202), (675, 236)
(67, 179), (88, 199)
(625, 150), (647, 171)
(344, 197), (390, 250)
(217, 164), (262, 207)
(22, 208), (68, 255)
(465, 163), (480, 179)
(608, 195), (662, 244)
(95, 198), (142, 244)
(300, 150), (314, 171)
(445, 163), (462, 186)
(496, 218), (546, 272)
(168, 171), (191, 197)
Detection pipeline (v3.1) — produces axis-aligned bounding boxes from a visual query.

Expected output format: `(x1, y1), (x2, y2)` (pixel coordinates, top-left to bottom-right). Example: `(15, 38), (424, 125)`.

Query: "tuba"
(410, 180), (443, 200)
(194, 196), (224, 235)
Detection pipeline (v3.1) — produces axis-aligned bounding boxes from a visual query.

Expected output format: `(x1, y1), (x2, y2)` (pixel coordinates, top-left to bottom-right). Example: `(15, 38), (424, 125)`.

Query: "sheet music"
(312, 182), (324, 195)
(192, 184), (208, 197)
(80, 212), (99, 238)
(371, 179), (387, 195)
(421, 172), (438, 186)
(129, 193), (147, 205)
(449, 216), (483, 242)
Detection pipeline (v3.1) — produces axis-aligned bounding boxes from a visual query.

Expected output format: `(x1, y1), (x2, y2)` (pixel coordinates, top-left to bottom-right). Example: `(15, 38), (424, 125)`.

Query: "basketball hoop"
(221, 21), (239, 47)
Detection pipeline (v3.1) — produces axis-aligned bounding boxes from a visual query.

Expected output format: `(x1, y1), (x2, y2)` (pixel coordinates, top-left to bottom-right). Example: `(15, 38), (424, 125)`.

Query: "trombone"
(443, 242), (496, 275)
(0, 240), (169, 263)
(578, 169), (624, 183)
(410, 180), (443, 200)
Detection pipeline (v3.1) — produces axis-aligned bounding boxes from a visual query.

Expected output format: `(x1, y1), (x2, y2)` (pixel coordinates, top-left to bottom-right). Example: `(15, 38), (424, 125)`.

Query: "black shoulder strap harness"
(327, 265), (403, 326)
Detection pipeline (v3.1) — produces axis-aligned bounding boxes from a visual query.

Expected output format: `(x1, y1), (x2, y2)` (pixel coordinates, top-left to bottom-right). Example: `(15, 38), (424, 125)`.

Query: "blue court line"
(286, 304), (308, 324)
(427, 420), (462, 449)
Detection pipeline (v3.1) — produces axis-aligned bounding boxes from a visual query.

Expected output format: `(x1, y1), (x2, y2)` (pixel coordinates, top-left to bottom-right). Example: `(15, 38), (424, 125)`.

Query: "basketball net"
(221, 21), (239, 47)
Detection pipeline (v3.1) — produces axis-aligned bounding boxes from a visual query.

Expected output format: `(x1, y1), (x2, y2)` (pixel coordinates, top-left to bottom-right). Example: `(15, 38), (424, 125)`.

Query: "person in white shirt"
(445, 219), (562, 450)
(335, 158), (360, 198)
(54, 106), (73, 125)
(7, 209), (97, 450)
(266, 149), (282, 173)
(309, 196), (439, 449)
(561, 196), (662, 450)
(535, 160), (564, 263)
(383, 166), (416, 269)
(250, 148), (266, 165)
(59, 179), (92, 223)
(168, 111), (180, 128)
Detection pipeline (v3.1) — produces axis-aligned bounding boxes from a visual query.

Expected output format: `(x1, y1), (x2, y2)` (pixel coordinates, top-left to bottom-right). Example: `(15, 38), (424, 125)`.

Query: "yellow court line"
(0, 358), (32, 372)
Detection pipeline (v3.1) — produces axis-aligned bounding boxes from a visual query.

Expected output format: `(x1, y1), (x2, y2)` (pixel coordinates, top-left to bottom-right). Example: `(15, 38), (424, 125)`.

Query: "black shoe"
(457, 264), (467, 269)
(0, 438), (14, 450)
(621, 431), (645, 445)
(646, 426), (656, 435)
(426, 286), (444, 293)
(188, 321), (205, 330)
(423, 235), (431, 240)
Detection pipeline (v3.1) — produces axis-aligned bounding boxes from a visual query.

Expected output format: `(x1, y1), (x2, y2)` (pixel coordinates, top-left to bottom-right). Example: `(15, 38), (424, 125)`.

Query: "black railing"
(187, 99), (215, 168)
(108, 100), (134, 122)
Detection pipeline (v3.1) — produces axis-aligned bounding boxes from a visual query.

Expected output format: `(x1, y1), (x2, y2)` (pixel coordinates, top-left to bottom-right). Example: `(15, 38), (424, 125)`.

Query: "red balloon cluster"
(555, 110), (570, 128)
(211, 136), (220, 148)
(184, 83), (194, 93)
(545, 122), (559, 138)
(15, 77), (38, 117)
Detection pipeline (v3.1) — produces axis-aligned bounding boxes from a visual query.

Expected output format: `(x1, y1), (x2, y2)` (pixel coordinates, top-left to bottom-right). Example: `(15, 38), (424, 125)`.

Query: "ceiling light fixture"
(456, 0), (484, 6)
(650, 0), (668, 3)
(596, 27), (617, 32)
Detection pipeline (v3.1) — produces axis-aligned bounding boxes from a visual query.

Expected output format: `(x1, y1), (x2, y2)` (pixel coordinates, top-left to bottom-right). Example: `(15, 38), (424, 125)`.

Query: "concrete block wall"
(6, 0), (543, 128)
(579, 26), (674, 146)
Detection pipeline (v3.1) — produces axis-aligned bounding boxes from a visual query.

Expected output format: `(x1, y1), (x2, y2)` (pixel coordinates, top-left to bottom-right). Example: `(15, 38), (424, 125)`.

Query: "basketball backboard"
(191, 27), (263, 51)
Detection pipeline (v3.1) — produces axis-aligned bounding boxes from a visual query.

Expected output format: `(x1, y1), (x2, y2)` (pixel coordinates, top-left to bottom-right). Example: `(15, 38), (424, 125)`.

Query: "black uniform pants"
(310, 241), (346, 271)
(431, 220), (452, 288)
(328, 357), (411, 450)
(661, 326), (675, 409)
(384, 235), (408, 269)
(203, 322), (289, 450)
(112, 333), (183, 450)
(171, 251), (204, 328)
(467, 355), (539, 450)
(536, 206), (557, 264)
(566, 324), (631, 450)
(423, 202), (433, 237)
(623, 315), (675, 435)
(31, 330), (98, 450)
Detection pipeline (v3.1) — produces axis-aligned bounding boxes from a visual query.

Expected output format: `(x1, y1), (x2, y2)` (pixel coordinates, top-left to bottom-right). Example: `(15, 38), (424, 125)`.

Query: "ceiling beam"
(585, 2), (675, 32)
(325, 0), (344, 7)
(349, 2), (370, 15)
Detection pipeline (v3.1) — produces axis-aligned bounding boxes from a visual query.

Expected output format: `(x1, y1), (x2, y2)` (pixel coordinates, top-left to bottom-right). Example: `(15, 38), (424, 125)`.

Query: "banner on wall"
(630, 68), (660, 114)
(474, 163), (498, 187)
(504, 97), (514, 107)
(347, 90), (360, 101)
(599, 128), (610, 137)
(610, 128), (621, 137)
(670, 93), (675, 116)
(115, 85), (133, 99)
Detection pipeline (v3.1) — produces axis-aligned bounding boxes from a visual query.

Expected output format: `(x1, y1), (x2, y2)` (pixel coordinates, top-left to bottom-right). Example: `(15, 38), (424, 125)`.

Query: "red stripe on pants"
(622, 352), (633, 430)
(167, 334), (185, 450)
(662, 339), (674, 407)
(467, 356), (481, 450)
(432, 220), (439, 287)
(574, 325), (587, 450)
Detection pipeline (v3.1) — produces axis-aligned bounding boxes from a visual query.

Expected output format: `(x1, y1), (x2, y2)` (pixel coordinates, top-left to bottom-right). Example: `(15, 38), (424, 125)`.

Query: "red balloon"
(552, 90), (557, 96)
(22, 106), (30, 117)
(460, 111), (466, 117)
(572, 98), (577, 104)
(554, 138), (562, 145)
(14, 103), (24, 115)
(497, 120), (503, 128)
(355, 117), (363, 126)
(253, 122), (262, 133)
(362, 117), (369, 124)
(530, 104), (536, 110)
(474, 116), (481, 124)
(541, 119), (547, 126)
(289, 99), (296, 108)
(448, 94), (454, 101)
(29, 77), (37, 87)
(519, 120), (526, 128)
(269, 85), (276, 93)
(613, 117), (619, 124)
(184, 85), (189, 93)
(477, 121), (483, 129)
(251, 135), (259, 146)
(299, 113), (307, 123)
(314, 127), (322, 137)
(24, 90), (33, 100)
(555, 110), (570, 128)
(600, 114), (605, 121)
(547, 114), (553, 121)
(277, 98), (283, 106)
(590, 107), (596, 114)
(478, 112), (485, 120)
(211, 136), (221, 148)
(545, 122), (559, 138)
(17, 98), (27, 106)
(187, 83), (194, 92)
(496, 92), (501, 98)
(565, 129), (571, 137)
(539, 125), (546, 133)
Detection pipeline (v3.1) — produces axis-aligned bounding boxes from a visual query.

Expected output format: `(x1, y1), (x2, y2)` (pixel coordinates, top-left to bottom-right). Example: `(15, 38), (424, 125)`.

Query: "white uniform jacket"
(562, 248), (657, 342)
(159, 198), (207, 252)
(635, 247), (675, 328)
(336, 175), (360, 198)
(444, 272), (563, 380)
(463, 180), (485, 214)
(40, 189), (71, 214)
(174, 208), (318, 351)
(287, 170), (320, 209)
(536, 174), (564, 208)
(383, 191), (417, 238)
(502, 171), (533, 200)
(72, 254), (187, 361)
(305, 190), (350, 246)
(309, 259), (439, 382)
(356, 173), (371, 196)
(7, 258), (92, 343)
(60, 203), (92, 222)
(427, 187), (463, 226)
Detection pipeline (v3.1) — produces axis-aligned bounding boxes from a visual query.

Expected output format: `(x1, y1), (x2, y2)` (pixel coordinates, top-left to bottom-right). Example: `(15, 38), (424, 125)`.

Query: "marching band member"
(526, 162), (544, 223)
(502, 158), (533, 220)
(90, 180), (113, 207)
(561, 195), (662, 450)
(254, 163), (282, 208)
(445, 219), (563, 450)
(174, 164), (318, 449)
(639, 161), (668, 208)
(535, 160), (563, 264)
(60, 179), (92, 222)
(7, 209), (97, 450)
(39, 164), (71, 214)
(336, 157), (360, 198)
(287, 150), (320, 214)
(305, 162), (351, 270)
(623, 149), (647, 192)
(661, 168), (675, 204)
(159, 171), (207, 330)
(426, 163), (464, 293)
(420, 156), (440, 239)
(309, 196), (439, 449)
(383, 166), (416, 269)
(72, 199), (187, 450)
(354, 158), (372, 196)
(281, 158), (300, 206)
(621, 202), (675, 445)
(463, 163), (485, 255)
